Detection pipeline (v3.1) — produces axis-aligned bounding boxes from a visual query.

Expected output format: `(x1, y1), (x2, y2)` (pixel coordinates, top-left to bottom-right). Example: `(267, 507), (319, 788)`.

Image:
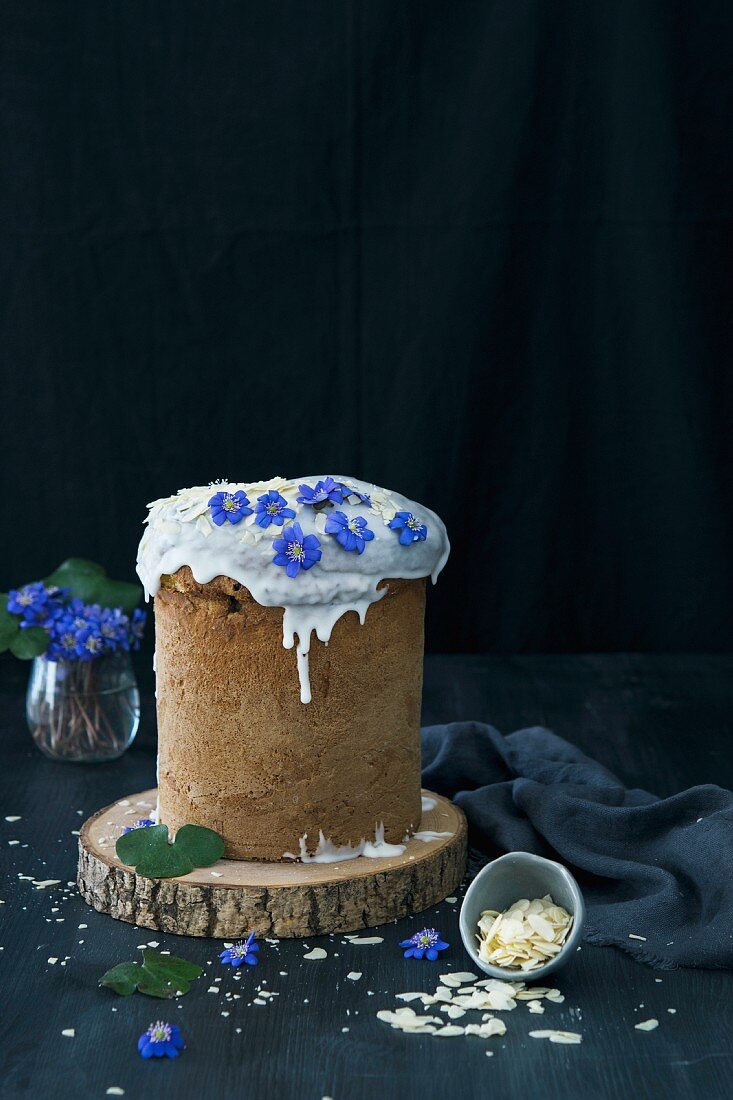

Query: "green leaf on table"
(44, 558), (142, 615)
(98, 960), (142, 996)
(115, 823), (225, 879)
(0, 607), (20, 650)
(9, 626), (48, 659)
(99, 951), (203, 999)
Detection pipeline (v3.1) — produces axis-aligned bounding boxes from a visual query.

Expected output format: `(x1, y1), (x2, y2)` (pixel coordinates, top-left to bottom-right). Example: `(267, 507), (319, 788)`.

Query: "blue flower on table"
(296, 477), (345, 507)
(122, 818), (156, 834)
(399, 928), (449, 960)
(272, 523), (322, 578)
(208, 489), (253, 526)
(388, 511), (428, 546)
(137, 1020), (184, 1059)
(219, 932), (259, 968)
(253, 490), (296, 529)
(324, 511), (375, 555)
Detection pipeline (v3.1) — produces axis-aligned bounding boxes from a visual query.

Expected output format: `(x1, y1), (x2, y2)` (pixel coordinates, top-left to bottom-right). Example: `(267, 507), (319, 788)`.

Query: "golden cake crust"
(155, 567), (425, 860)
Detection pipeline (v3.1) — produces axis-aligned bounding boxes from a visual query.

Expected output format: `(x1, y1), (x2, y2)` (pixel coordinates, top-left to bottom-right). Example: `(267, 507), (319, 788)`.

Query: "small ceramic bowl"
(459, 851), (585, 981)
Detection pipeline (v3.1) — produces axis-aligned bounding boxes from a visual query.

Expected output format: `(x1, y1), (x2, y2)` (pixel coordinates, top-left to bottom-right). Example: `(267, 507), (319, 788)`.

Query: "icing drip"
(421, 794), (437, 812)
(137, 475), (449, 704)
(283, 822), (407, 863)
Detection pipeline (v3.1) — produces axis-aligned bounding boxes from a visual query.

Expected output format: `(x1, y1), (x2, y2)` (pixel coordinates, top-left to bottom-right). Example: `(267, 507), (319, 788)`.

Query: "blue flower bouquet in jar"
(0, 559), (146, 762)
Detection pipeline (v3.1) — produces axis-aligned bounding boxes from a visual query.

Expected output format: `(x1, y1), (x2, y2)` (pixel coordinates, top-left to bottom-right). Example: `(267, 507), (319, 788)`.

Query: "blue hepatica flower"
(129, 608), (146, 650)
(208, 489), (253, 526)
(324, 511), (375, 555)
(296, 477), (345, 507)
(219, 932), (259, 968)
(388, 511), (429, 546)
(341, 485), (372, 507)
(253, 490), (296, 529)
(122, 818), (156, 835)
(272, 523), (322, 578)
(137, 1020), (184, 1060)
(399, 928), (449, 961)
(7, 582), (66, 626)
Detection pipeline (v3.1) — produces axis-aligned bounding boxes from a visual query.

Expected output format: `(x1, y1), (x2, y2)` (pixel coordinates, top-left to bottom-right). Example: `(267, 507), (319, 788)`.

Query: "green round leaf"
(99, 961), (141, 996)
(0, 608), (20, 650)
(115, 822), (224, 879)
(10, 626), (48, 659)
(99, 951), (203, 999)
(45, 558), (143, 615)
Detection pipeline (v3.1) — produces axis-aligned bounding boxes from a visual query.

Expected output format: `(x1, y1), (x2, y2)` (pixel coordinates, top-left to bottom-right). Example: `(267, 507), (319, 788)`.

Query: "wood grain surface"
(2, 655), (733, 1100)
(77, 789), (466, 937)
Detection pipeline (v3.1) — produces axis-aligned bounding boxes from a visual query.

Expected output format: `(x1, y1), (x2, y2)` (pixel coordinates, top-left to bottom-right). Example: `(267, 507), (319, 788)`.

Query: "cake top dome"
(137, 475), (449, 703)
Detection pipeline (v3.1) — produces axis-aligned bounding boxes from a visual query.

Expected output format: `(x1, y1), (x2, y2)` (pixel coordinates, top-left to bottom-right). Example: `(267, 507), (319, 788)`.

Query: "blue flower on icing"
(122, 818), (156, 835)
(219, 932), (259, 968)
(296, 477), (345, 507)
(340, 485), (372, 507)
(324, 511), (375, 555)
(138, 1020), (184, 1059)
(272, 523), (322, 578)
(253, 490), (296, 529)
(399, 928), (449, 960)
(208, 489), (253, 526)
(388, 511), (428, 546)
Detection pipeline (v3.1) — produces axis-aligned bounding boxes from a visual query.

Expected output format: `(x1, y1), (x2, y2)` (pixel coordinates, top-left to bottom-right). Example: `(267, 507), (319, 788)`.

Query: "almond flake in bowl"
(459, 852), (585, 981)
(477, 896), (573, 974)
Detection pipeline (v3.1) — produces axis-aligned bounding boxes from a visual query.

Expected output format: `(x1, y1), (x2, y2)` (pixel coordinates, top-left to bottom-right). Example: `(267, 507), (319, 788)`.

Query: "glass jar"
(26, 652), (140, 763)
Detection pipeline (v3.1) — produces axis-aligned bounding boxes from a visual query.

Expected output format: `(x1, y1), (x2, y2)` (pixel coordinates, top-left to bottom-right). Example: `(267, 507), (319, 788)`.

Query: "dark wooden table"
(2, 655), (733, 1099)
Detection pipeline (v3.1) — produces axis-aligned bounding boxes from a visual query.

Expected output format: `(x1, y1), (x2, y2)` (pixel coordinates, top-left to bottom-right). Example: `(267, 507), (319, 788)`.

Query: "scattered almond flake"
(347, 972), (362, 981)
(545, 990), (565, 1003)
(221, 1011), (229, 1017)
(464, 1019), (507, 1038)
(527, 1001), (545, 1014)
(211, 872), (223, 878)
(348, 936), (383, 945)
(395, 992), (424, 1003)
(48, 957), (58, 965)
(253, 998), (267, 1006)
(147, 941), (160, 948)
(4, 816), (21, 823)
(445, 1005), (466, 1019)
(635, 1018), (659, 1031)
(668, 1008), (676, 1014)
(444, 896), (457, 904)
(207, 986), (219, 993)
(628, 934), (647, 941)
(106, 1089), (125, 1096)
(433, 1025), (465, 1037)
(529, 1029), (582, 1044)
(8, 840), (19, 846)
(439, 971), (478, 986)
(62, 1029), (75, 1038)
(303, 947), (327, 960)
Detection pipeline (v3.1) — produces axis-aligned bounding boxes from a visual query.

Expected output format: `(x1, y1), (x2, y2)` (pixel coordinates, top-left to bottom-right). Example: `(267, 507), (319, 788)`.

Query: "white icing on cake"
(137, 474), (449, 703)
(283, 822), (408, 863)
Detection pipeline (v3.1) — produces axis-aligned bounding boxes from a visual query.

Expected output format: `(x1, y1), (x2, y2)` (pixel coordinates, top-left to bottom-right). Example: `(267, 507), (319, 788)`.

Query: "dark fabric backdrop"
(1, 2), (732, 653)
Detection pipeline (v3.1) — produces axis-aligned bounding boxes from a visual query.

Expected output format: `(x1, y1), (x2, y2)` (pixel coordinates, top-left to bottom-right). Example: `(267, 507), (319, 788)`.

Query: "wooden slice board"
(77, 789), (467, 939)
